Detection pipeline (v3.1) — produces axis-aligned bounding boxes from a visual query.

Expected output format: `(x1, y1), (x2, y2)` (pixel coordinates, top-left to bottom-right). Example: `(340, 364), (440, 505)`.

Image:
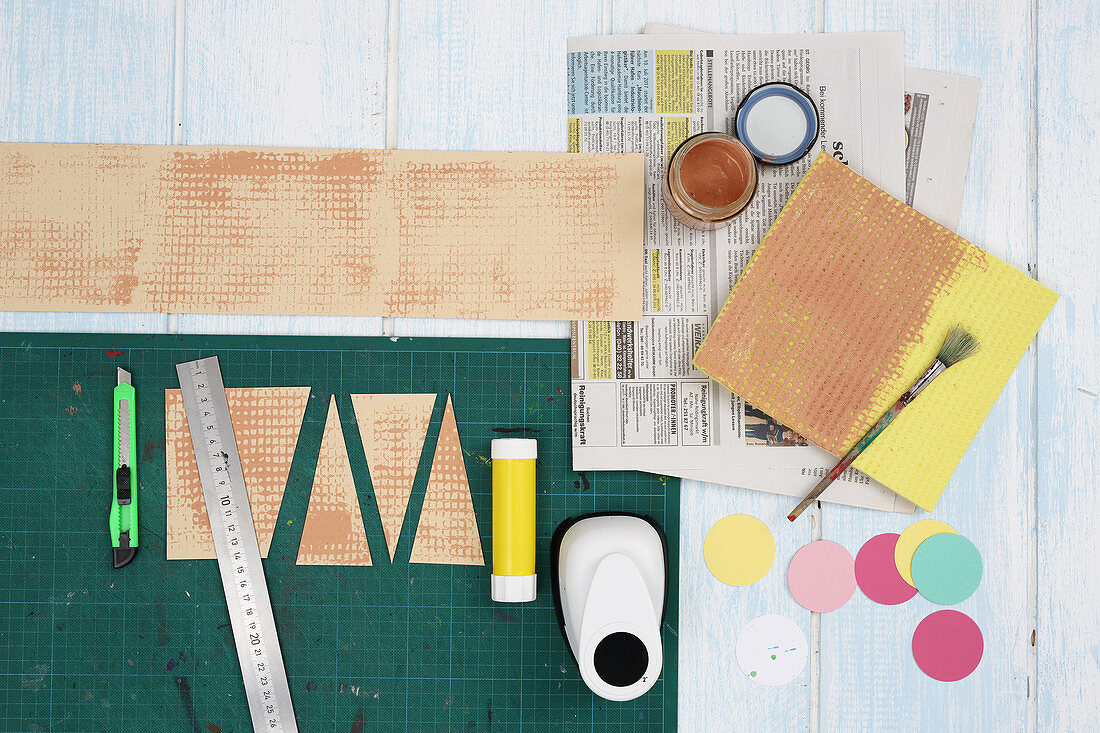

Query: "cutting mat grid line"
(0, 333), (678, 732)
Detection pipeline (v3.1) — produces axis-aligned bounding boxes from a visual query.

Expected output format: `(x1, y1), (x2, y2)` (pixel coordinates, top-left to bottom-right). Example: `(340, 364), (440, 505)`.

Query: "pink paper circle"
(912, 610), (984, 682)
(787, 540), (856, 612)
(855, 533), (919, 605)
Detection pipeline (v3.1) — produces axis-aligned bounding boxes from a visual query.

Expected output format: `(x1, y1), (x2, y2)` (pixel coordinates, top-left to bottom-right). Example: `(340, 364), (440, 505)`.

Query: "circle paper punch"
(552, 513), (668, 701)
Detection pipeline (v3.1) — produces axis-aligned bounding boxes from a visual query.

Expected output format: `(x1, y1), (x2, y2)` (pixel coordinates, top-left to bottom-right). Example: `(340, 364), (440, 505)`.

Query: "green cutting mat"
(0, 333), (679, 733)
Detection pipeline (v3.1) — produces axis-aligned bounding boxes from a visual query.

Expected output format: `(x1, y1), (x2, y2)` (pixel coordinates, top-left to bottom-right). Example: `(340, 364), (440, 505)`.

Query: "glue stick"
(491, 438), (537, 603)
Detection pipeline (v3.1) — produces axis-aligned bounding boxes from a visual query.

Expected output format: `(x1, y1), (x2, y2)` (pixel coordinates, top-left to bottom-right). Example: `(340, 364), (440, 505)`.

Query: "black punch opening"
(593, 631), (649, 687)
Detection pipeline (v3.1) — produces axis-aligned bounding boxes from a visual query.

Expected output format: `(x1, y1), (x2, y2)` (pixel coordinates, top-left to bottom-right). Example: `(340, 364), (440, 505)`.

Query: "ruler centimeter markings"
(176, 357), (298, 733)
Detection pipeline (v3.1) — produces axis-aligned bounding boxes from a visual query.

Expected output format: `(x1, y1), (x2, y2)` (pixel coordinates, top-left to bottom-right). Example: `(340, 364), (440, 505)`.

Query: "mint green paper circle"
(911, 533), (983, 605)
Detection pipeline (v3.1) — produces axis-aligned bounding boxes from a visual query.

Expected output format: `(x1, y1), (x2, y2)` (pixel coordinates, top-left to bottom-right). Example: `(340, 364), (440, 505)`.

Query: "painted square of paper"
(694, 153), (1058, 510)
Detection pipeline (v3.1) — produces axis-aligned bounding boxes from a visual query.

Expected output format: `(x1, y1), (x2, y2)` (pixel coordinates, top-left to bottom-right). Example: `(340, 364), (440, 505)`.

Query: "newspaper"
(645, 25), (980, 232)
(568, 31), (917, 510)
(901, 67), (981, 229)
(622, 28), (982, 512)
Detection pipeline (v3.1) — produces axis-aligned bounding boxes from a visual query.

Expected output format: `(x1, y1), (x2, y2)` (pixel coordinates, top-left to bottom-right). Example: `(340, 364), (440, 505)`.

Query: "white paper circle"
(742, 95), (809, 158)
(735, 614), (808, 687)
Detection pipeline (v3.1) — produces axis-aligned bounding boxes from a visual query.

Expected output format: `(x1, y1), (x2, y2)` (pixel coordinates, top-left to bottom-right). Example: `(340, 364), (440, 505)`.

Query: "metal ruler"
(176, 356), (298, 733)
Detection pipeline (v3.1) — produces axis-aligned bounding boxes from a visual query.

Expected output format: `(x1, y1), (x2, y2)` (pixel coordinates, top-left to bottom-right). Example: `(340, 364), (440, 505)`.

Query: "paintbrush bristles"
(937, 325), (980, 367)
(789, 324), (980, 521)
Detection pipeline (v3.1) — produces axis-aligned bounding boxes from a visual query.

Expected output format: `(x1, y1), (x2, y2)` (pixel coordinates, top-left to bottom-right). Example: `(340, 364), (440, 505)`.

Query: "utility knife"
(110, 368), (138, 568)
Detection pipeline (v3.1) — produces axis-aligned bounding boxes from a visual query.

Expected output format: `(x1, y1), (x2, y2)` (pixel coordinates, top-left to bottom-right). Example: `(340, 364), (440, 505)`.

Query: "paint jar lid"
(492, 573), (537, 603)
(734, 82), (819, 165)
(492, 438), (537, 459)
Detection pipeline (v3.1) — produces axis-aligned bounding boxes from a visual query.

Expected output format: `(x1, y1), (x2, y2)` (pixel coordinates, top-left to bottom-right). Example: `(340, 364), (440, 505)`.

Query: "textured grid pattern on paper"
(409, 396), (485, 566)
(0, 333), (678, 732)
(297, 397), (373, 566)
(0, 144), (644, 321)
(165, 386), (310, 559)
(350, 393), (435, 561)
(695, 153), (1057, 509)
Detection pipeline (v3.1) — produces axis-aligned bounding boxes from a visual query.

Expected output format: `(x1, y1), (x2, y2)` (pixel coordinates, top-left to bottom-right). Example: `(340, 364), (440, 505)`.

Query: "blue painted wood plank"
(1035, 1), (1100, 729)
(391, 0), (601, 340)
(613, 5), (819, 731)
(820, 2), (1038, 730)
(676, 481), (817, 731)
(0, 0), (175, 334)
(175, 0), (390, 337)
(397, 0), (601, 153)
(612, 0), (813, 35)
(181, 0), (388, 148)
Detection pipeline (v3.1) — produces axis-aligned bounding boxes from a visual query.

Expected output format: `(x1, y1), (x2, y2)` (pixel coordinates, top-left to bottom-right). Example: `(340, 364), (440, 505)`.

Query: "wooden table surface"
(2, 1), (1096, 731)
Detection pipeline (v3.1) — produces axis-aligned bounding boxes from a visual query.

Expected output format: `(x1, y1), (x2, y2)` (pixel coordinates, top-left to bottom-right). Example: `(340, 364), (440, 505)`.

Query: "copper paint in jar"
(662, 132), (758, 230)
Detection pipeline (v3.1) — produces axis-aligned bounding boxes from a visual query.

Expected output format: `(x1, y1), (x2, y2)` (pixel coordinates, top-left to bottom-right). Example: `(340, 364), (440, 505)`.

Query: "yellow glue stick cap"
(491, 438), (537, 603)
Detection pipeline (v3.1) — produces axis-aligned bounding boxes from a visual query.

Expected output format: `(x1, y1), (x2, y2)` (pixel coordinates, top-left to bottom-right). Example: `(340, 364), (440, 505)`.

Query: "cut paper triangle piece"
(297, 397), (373, 566)
(409, 396), (485, 566)
(350, 393), (436, 560)
(166, 386), (310, 560)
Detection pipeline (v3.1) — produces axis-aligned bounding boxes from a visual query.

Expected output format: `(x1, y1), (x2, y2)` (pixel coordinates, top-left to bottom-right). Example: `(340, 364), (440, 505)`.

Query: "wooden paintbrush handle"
(788, 399), (906, 521)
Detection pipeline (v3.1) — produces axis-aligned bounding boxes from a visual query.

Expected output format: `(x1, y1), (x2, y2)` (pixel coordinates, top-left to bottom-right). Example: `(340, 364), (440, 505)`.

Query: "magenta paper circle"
(911, 610), (984, 682)
(855, 533), (919, 605)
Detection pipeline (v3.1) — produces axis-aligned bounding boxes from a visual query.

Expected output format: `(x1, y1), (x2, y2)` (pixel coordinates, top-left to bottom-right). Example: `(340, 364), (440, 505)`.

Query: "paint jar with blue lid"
(734, 82), (820, 166)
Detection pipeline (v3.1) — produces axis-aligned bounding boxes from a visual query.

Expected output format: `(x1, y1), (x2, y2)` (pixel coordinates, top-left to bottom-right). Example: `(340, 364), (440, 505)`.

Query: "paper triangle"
(166, 386), (310, 560)
(350, 393), (436, 560)
(297, 397), (373, 566)
(409, 396), (484, 565)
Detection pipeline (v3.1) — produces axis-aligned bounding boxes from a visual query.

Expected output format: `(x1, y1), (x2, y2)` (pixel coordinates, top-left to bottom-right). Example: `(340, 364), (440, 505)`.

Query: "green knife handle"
(111, 382), (138, 550)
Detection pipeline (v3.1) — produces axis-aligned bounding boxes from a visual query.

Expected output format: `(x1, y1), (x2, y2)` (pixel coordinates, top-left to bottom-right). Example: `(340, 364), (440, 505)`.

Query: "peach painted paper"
(350, 393), (436, 560)
(694, 154), (1057, 510)
(409, 396), (484, 566)
(0, 143), (643, 321)
(165, 387), (309, 560)
(297, 397), (373, 566)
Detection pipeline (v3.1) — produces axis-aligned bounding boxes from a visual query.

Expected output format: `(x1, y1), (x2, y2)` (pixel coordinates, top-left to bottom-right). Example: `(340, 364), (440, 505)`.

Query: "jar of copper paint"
(662, 132), (758, 230)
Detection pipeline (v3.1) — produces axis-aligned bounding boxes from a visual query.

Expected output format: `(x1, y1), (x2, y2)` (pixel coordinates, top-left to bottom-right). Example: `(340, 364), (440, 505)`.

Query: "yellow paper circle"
(894, 519), (957, 587)
(703, 514), (775, 586)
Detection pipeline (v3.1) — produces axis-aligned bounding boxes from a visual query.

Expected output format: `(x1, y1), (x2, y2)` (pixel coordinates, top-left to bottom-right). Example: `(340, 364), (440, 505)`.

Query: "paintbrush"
(787, 325), (980, 521)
